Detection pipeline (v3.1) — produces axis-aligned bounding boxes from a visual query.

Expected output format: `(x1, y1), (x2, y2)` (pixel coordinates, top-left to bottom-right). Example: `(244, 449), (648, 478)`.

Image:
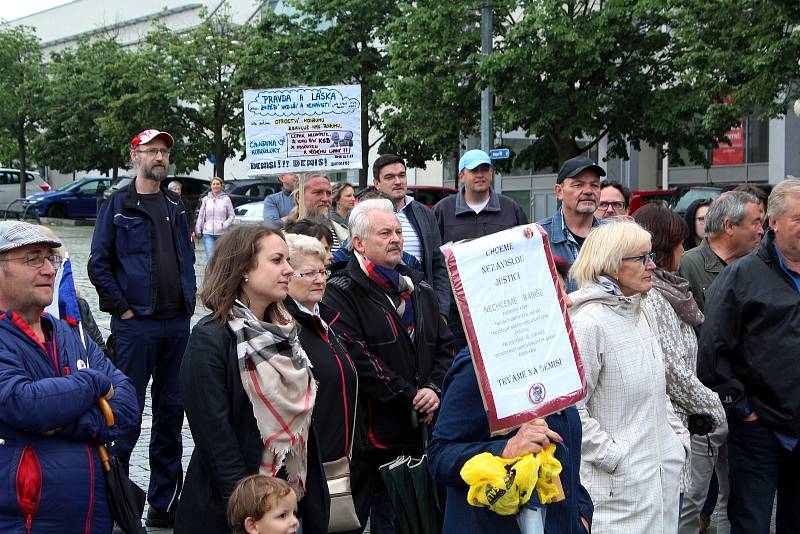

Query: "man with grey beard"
(89, 129), (196, 528)
(538, 155), (606, 292)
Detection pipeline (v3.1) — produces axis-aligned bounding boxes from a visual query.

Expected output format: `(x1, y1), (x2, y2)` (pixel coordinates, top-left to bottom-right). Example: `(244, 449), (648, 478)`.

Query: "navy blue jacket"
(428, 349), (592, 534)
(89, 183), (196, 318)
(0, 312), (138, 534)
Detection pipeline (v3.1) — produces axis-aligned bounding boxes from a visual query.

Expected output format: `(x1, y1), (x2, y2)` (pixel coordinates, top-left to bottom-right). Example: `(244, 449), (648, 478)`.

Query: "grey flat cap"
(0, 221), (61, 253)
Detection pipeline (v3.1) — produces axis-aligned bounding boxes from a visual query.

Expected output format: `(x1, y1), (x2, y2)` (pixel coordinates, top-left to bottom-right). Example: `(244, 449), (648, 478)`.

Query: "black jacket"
(322, 257), (455, 454)
(175, 315), (329, 534)
(402, 200), (451, 316)
(698, 231), (800, 437)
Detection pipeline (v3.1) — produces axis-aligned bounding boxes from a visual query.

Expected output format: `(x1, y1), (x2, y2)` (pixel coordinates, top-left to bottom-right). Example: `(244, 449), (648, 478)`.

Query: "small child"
(227, 474), (299, 534)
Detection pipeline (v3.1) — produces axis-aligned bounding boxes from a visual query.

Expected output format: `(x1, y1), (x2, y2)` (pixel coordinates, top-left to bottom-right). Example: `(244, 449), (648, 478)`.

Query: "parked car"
(233, 201), (264, 224)
(224, 178), (282, 207)
(407, 185), (458, 208)
(629, 189), (675, 215)
(670, 186), (723, 214)
(25, 177), (112, 218)
(0, 168), (50, 213)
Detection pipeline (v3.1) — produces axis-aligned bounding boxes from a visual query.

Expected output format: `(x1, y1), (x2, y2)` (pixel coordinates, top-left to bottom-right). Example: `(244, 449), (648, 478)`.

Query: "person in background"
(89, 128), (195, 528)
(682, 199), (713, 252)
(698, 178), (800, 533)
(195, 176), (235, 259)
(0, 220), (138, 534)
(176, 224), (327, 533)
(330, 182), (356, 227)
(287, 173), (349, 251)
(538, 155), (605, 292)
(374, 154), (451, 318)
(634, 205), (726, 508)
(569, 220), (689, 533)
(733, 183), (768, 232)
(263, 173), (300, 229)
(595, 180), (631, 219)
(167, 180), (182, 196)
(285, 233), (369, 531)
(434, 149), (528, 352)
(428, 248), (593, 534)
(285, 218), (335, 264)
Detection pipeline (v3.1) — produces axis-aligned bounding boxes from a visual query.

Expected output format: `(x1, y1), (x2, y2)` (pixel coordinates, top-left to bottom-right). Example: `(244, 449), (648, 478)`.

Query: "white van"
(0, 169), (49, 212)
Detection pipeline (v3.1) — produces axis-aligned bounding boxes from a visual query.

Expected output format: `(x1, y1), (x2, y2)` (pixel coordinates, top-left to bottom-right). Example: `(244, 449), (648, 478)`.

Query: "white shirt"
(397, 196), (422, 264)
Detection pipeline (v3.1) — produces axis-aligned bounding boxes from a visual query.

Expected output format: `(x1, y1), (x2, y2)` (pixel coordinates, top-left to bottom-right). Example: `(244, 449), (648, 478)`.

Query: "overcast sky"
(0, 0), (72, 22)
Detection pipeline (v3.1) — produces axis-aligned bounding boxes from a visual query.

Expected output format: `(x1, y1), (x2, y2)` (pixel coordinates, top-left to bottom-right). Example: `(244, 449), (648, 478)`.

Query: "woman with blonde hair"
(330, 182), (356, 226)
(569, 220), (689, 533)
(175, 224), (328, 533)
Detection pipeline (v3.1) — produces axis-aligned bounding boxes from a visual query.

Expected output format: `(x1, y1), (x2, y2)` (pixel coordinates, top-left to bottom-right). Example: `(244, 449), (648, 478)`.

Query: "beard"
(137, 161), (168, 182)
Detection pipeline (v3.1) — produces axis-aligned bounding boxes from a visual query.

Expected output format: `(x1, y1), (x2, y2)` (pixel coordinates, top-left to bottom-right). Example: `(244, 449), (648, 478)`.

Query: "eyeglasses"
(292, 269), (331, 280)
(621, 252), (656, 266)
(0, 253), (62, 270)
(598, 201), (626, 210)
(136, 148), (171, 157)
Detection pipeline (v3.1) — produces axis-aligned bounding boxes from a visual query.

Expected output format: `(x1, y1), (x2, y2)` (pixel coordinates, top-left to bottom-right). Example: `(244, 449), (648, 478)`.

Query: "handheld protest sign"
(441, 224), (586, 435)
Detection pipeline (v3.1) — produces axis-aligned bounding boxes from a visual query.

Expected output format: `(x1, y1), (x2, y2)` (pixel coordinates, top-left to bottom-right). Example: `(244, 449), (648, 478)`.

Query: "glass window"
(746, 113), (769, 163)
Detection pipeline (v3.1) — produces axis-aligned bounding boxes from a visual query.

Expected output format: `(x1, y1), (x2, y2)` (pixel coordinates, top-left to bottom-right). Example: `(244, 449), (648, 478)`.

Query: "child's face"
(245, 492), (299, 534)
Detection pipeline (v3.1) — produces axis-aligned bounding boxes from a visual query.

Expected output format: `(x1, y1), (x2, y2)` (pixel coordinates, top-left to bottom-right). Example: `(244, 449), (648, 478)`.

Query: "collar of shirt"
(292, 299), (328, 330)
(397, 195), (414, 212)
(774, 243), (800, 293)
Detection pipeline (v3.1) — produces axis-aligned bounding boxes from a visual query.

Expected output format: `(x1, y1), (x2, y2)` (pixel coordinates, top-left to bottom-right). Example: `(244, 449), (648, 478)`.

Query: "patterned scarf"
(355, 251), (416, 339)
(227, 300), (318, 496)
(651, 268), (704, 327)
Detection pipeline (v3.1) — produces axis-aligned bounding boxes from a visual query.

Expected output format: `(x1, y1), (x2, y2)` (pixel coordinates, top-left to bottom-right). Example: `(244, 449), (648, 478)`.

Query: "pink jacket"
(195, 192), (235, 236)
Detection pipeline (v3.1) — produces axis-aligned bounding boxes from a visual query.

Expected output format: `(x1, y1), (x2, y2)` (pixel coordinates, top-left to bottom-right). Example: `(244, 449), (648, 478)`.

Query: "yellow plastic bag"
(460, 445), (563, 516)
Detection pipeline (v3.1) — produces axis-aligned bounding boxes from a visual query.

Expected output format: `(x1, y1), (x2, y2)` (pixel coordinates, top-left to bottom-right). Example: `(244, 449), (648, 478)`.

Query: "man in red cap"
(89, 129), (196, 528)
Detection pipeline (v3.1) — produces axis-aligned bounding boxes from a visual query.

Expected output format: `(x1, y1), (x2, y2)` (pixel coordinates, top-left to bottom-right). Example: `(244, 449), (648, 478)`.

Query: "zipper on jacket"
(84, 445), (95, 534)
(16, 446), (42, 534)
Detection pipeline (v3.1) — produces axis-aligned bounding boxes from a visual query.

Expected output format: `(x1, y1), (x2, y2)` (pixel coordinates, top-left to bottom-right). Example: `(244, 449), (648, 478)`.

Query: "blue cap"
(458, 149), (492, 172)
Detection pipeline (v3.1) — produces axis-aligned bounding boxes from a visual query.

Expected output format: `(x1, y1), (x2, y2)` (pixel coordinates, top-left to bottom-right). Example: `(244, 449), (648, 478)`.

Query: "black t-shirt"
(138, 192), (184, 318)
(572, 232), (586, 248)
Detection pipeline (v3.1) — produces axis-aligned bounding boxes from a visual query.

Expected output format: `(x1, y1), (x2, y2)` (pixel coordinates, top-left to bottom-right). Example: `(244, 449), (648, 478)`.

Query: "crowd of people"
(0, 126), (797, 534)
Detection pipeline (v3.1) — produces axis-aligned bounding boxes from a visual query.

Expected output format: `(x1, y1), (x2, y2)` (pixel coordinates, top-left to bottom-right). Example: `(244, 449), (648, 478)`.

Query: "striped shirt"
(397, 199), (422, 264)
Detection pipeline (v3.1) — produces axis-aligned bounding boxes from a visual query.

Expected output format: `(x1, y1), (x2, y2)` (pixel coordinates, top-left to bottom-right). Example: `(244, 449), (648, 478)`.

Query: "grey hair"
(767, 177), (800, 220)
(703, 191), (759, 237)
(347, 198), (395, 251)
(167, 181), (182, 191)
(285, 233), (327, 267)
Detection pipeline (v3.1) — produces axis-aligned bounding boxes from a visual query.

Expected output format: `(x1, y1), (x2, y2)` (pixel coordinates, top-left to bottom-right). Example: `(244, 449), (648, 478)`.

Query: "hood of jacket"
(569, 281), (648, 321)
(206, 190), (229, 199)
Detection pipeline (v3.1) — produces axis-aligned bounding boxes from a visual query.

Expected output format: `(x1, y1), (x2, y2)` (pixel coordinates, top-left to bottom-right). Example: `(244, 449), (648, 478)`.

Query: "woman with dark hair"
(682, 198), (713, 251)
(633, 204), (726, 503)
(175, 225), (328, 534)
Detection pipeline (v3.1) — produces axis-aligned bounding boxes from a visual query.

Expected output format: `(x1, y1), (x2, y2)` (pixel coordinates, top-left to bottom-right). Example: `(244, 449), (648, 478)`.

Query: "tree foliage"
(143, 8), (248, 179)
(241, 0), (400, 185)
(0, 25), (45, 197)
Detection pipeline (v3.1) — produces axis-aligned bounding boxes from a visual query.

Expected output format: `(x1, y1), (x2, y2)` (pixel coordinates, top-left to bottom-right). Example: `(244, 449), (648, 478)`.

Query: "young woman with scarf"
(174, 224), (329, 534)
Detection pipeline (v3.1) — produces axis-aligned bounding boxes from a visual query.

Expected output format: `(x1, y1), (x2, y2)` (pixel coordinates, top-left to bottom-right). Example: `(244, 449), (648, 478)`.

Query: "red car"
(629, 189), (674, 215)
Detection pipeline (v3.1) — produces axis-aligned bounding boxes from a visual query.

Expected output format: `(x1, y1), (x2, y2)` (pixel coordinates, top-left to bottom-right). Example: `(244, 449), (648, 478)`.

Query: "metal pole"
(481, 1), (494, 187)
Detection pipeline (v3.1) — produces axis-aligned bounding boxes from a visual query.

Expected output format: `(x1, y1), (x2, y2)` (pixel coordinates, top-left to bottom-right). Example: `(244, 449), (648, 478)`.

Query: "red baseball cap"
(131, 129), (174, 149)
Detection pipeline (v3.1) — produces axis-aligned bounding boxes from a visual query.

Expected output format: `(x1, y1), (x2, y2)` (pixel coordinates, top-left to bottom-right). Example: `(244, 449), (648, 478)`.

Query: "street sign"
(490, 148), (510, 159)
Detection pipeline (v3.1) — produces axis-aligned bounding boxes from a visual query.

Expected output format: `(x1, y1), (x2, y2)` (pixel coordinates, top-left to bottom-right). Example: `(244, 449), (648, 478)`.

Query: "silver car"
(0, 168), (50, 213)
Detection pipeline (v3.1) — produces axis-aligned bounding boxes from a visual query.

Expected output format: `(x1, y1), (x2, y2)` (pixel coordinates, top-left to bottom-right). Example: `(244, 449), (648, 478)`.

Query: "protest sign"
(441, 225), (586, 435)
(243, 85), (362, 175)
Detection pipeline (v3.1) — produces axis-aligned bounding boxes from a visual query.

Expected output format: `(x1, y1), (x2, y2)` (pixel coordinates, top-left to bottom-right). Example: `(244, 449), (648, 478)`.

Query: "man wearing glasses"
(595, 181), (631, 219)
(89, 129), (196, 528)
(0, 221), (138, 533)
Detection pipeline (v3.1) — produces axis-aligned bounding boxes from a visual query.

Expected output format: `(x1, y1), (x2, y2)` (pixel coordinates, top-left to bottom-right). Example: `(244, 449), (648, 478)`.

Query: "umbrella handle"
(98, 397), (115, 428)
(97, 444), (112, 472)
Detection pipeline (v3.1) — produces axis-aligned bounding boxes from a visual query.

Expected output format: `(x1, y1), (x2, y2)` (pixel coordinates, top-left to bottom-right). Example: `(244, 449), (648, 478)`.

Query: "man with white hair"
(698, 179), (800, 533)
(322, 199), (455, 533)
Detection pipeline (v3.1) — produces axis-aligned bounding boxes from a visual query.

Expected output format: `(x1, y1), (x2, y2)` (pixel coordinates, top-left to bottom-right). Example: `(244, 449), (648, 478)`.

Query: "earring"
(244, 277), (249, 283)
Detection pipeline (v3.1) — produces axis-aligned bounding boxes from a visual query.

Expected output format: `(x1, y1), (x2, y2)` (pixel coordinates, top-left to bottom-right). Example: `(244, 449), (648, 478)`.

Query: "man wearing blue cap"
(538, 155), (605, 292)
(433, 149), (528, 352)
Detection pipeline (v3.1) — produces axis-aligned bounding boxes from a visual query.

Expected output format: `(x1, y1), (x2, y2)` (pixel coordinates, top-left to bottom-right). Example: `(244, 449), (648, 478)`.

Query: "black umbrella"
(97, 398), (147, 534)
(378, 416), (443, 534)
